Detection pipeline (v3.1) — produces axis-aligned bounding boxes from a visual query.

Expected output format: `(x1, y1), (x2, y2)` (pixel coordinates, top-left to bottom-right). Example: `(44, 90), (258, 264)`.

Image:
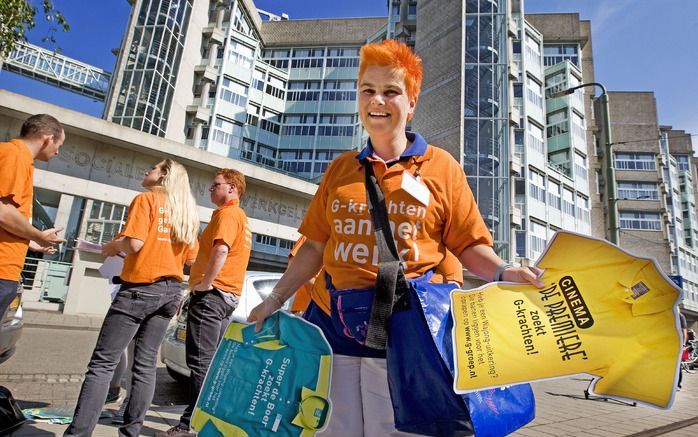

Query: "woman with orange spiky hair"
(249, 40), (541, 436)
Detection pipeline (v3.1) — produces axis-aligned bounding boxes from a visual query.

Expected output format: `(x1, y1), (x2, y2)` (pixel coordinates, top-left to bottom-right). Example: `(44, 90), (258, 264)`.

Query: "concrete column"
(53, 194), (75, 234)
(193, 122), (203, 149)
(208, 42), (220, 67)
(216, 6), (225, 28)
(201, 81), (212, 106)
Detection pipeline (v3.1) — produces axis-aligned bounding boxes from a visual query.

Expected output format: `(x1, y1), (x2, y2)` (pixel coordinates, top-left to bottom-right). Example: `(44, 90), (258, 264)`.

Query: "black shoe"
(105, 387), (121, 403)
(154, 424), (195, 437)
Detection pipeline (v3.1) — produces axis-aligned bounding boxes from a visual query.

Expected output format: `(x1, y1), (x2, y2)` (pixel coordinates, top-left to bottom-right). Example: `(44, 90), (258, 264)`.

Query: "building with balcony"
(660, 127), (698, 316)
(592, 92), (697, 321)
(504, 10), (594, 264)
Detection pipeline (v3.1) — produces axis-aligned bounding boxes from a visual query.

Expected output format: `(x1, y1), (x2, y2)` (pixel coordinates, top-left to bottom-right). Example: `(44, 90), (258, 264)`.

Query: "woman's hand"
(101, 240), (121, 257)
(502, 266), (545, 288)
(248, 297), (283, 332)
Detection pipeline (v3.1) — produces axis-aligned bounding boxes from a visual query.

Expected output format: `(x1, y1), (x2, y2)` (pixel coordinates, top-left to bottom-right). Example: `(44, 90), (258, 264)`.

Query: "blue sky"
(1, 0), (696, 137)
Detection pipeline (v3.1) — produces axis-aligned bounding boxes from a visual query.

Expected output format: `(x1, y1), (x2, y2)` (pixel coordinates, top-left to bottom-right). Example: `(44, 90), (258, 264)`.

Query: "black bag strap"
(362, 160), (409, 350)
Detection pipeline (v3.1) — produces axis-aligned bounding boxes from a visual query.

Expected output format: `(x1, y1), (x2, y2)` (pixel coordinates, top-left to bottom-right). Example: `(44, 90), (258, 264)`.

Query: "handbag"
(361, 160), (474, 436)
(362, 160), (535, 437)
(0, 386), (26, 434)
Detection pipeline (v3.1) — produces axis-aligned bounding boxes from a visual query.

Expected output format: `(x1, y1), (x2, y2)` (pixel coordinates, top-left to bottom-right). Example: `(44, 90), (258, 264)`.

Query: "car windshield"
(252, 278), (292, 310)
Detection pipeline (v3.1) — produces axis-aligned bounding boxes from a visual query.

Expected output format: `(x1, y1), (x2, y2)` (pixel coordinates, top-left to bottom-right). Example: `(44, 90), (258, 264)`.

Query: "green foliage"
(0, 0), (70, 57)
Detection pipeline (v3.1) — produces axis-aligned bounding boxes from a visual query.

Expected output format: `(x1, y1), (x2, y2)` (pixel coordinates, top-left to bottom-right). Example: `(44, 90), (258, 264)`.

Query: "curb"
(625, 415), (698, 437)
(23, 322), (102, 332)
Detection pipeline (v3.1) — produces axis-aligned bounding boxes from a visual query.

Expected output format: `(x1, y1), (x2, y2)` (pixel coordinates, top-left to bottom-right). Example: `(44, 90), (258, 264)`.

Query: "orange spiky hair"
(359, 39), (423, 106)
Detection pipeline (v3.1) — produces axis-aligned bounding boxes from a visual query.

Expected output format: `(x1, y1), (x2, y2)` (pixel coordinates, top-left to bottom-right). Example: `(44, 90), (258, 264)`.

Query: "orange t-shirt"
(436, 250), (464, 286)
(189, 199), (251, 295)
(288, 236), (314, 313)
(120, 191), (198, 283)
(299, 142), (492, 314)
(0, 139), (34, 281)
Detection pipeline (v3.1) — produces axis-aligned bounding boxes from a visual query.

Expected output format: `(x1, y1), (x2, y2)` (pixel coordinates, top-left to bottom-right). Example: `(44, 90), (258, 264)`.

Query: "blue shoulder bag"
(362, 160), (534, 437)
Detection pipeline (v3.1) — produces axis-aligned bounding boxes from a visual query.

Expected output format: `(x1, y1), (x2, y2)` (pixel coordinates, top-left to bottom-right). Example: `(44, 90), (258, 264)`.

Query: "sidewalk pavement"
(22, 309), (105, 331)
(11, 309), (698, 436)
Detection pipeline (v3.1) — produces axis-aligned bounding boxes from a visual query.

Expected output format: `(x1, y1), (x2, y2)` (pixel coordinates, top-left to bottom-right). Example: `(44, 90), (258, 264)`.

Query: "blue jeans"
(64, 278), (182, 437)
(0, 279), (19, 319)
(179, 289), (236, 428)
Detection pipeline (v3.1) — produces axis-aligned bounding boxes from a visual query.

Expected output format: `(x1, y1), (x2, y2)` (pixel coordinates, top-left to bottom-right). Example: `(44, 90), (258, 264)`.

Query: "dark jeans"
(0, 279), (19, 319)
(179, 289), (236, 427)
(64, 279), (182, 437)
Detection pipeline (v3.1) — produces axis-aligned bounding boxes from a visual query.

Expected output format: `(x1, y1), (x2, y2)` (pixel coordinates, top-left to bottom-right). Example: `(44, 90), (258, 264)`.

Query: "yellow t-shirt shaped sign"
(451, 231), (683, 409)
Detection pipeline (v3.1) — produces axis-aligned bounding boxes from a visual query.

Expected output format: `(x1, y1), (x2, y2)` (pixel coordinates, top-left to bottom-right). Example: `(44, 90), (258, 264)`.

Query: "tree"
(0, 0), (70, 57)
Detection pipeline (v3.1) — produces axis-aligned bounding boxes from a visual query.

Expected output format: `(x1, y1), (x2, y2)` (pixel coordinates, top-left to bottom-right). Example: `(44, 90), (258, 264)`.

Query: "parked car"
(160, 271), (288, 382)
(0, 288), (24, 364)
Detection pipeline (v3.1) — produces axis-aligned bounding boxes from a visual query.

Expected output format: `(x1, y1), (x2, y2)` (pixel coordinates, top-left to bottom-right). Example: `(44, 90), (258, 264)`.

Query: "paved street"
(0, 311), (696, 436)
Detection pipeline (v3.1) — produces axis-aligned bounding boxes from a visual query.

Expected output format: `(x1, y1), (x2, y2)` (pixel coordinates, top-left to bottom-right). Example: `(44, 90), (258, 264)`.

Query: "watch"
(493, 263), (513, 282)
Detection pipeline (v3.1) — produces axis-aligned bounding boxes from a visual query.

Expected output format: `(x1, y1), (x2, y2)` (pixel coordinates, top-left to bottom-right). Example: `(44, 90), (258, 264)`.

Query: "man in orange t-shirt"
(169, 169), (252, 436)
(0, 114), (65, 318)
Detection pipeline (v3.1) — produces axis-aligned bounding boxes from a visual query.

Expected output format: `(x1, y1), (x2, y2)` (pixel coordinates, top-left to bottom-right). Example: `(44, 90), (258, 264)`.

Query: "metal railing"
(21, 257), (73, 303)
(3, 41), (111, 101)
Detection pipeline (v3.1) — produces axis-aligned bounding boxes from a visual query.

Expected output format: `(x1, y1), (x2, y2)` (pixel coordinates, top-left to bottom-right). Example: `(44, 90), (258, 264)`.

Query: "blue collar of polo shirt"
(356, 131), (428, 161)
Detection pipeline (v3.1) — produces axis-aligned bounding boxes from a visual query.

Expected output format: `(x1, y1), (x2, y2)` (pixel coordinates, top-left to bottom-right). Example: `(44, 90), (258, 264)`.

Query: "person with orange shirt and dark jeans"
(0, 114), (66, 319)
(249, 40), (543, 436)
(65, 159), (199, 437)
(159, 169), (252, 437)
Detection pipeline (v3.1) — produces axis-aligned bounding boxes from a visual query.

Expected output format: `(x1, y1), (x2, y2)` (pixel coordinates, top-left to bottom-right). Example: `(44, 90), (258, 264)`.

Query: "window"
(283, 114), (316, 124)
(528, 169), (546, 203)
(327, 48), (359, 57)
(228, 40), (254, 69)
(524, 33), (541, 67)
(571, 112), (585, 140)
(318, 126), (354, 136)
(546, 109), (568, 138)
(675, 154), (690, 171)
(543, 43), (579, 67)
(287, 80), (321, 101)
(291, 58), (323, 68)
(615, 153), (656, 171)
(618, 182), (659, 200)
(212, 117), (243, 150)
(251, 69), (265, 91)
(547, 179), (561, 210)
(576, 194), (590, 223)
(282, 125), (316, 136)
(293, 48), (324, 57)
(322, 90), (357, 101)
(574, 152), (588, 182)
(320, 114), (355, 124)
(620, 211), (661, 230)
(84, 200), (127, 245)
(219, 77), (248, 107)
(527, 122), (545, 155)
(562, 188), (575, 216)
(526, 76), (543, 109)
(232, 5), (254, 36)
(530, 221), (547, 256)
(326, 58), (359, 68)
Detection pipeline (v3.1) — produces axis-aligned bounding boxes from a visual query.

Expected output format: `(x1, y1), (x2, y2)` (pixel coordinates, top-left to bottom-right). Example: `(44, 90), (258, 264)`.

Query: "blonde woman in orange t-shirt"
(66, 159), (199, 437)
(249, 40), (543, 436)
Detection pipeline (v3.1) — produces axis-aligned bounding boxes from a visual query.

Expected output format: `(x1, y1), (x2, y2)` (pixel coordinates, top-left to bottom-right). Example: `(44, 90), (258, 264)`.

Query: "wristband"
(267, 291), (285, 307)
(493, 263), (513, 282)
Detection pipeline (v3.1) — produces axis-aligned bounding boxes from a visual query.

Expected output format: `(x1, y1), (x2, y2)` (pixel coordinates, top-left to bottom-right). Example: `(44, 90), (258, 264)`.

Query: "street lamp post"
(550, 82), (619, 244)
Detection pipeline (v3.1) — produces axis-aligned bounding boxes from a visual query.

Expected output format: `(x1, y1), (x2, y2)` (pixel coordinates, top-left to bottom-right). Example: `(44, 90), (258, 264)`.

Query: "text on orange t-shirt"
(120, 190), (198, 283)
(298, 136), (492, 314)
